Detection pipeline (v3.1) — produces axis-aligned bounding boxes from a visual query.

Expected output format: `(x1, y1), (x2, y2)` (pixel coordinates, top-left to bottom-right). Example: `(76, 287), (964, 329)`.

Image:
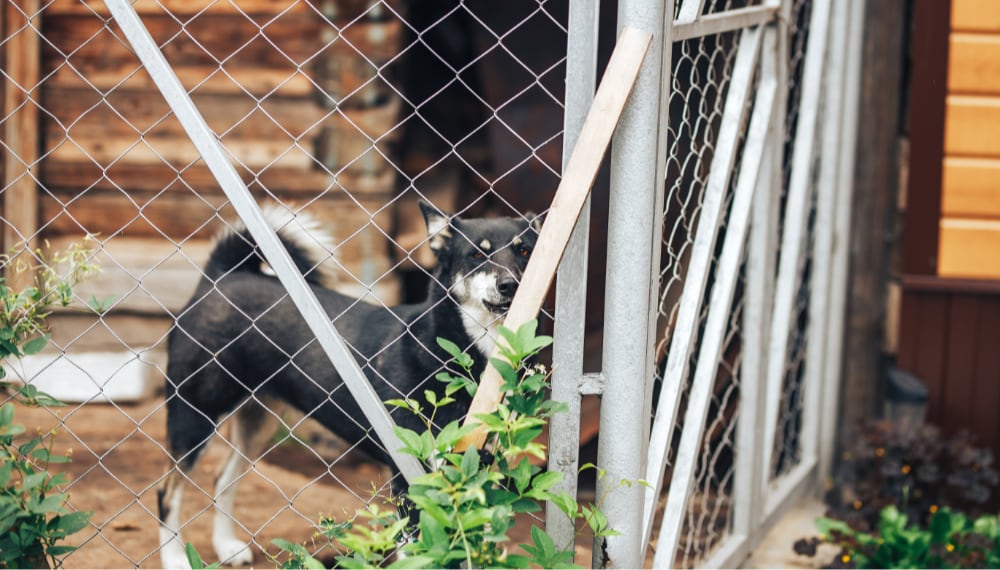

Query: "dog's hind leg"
(159, 397), (219, 569)
(158, 469), (192, 569)
(212, 399), (285, 566)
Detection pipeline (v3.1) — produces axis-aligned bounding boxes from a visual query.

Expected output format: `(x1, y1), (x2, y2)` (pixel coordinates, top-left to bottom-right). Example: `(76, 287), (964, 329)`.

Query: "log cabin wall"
(899, 0), (1000, 463)
(35, 0), (406, 323)
(938, 0), (1000, 278)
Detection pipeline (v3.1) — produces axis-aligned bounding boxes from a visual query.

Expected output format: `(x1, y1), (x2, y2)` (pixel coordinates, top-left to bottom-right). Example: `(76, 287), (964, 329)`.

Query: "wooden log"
(45, 63), (318, 97)
(952, 0), (1000, 33)
(948, 33), (1000, 96)
(39, 187), (398, 259)
(42, 87), (326, 140)
(939, 219), (1000, 279)
(44, 194), (403, 314)
(42, 13), (400, 96)
(942, 156), (1000, 219)
(3, 0), (41, 285)
(945, 95), (1000, 158)
(39, 159), (395, 195)
(47, 0), (315, 17)
(455, 27), (652, 452)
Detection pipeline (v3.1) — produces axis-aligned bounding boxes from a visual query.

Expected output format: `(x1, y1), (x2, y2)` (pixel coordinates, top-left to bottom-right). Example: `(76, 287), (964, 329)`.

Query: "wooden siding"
(940, 0), (1000, 278)
(897, 285), (1000, 462)
(31, 1), (405, 311)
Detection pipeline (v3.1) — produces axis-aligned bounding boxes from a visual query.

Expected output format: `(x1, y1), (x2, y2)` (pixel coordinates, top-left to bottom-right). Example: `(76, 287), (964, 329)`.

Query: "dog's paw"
(214, 538), (253, 567)
(160, 547), (194, 570)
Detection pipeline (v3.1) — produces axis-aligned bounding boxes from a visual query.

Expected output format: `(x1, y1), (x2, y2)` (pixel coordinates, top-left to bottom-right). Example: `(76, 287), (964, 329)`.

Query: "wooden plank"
(913, 293), (950, 425)
(42, 87), (326, 139)
(942, 157), (1000, 219)
(939, 219), (1000, 279)
(942, 295), (978, 436)
(45, 193), (402, 314)
(44, 13), (324, 70)
(944, 95), (1000, 158)
(3, 0), (41, 275)
(47, 0), (311, 17)
(949, 33), (1000, 95)
(972, 295), (1000, 457)
(39, 159), (393, 196)
(42, 14), (400, 75)
(39, 188), (397, 262)
(455, 27), (652, 452)
(952, 0), (1000, 33)
(903, 0), (950, 276)
(41, 87), (404, 177)
(45, 64), (317, 97)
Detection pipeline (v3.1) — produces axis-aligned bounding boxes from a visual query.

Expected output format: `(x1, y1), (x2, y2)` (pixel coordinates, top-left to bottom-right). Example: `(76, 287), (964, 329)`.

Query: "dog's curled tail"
(204, 204), (338, 287)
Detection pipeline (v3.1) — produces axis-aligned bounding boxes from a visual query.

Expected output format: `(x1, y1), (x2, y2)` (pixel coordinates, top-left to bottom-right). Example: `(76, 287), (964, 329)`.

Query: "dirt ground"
(11, 397), (595, 569)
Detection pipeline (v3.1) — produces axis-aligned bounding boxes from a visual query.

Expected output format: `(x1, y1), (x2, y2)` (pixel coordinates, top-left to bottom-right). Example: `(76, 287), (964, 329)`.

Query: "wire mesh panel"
(2, 0), (571, 566)
(0, 0), (861, 567)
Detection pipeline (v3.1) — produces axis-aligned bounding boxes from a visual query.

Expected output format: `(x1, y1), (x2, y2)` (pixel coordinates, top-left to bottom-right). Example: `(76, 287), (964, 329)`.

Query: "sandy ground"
(10, 397), (595, 569)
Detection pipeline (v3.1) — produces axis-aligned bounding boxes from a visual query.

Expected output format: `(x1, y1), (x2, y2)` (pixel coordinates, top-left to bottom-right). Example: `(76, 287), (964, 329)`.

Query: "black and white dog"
(157, 201), (539, 568)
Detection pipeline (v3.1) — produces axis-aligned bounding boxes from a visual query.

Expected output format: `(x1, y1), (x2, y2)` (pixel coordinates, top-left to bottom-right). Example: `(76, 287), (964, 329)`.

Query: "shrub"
(264, 320), (616, 569)
(0, 240), (98, 568)
(794, 505), (1000, 569)
(824, 420), (998, 532)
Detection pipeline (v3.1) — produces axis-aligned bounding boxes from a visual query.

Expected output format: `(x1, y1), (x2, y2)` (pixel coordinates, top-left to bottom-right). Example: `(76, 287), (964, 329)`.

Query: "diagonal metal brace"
(103, 0), (426, 483)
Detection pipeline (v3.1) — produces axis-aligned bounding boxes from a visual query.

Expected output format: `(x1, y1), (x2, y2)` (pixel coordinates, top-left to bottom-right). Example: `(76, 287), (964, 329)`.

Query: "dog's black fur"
(157, 201), (539, 567)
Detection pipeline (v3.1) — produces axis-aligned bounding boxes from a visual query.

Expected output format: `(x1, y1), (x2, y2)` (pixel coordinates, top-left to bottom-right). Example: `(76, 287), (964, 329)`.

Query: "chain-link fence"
(0, 0), (861, 567)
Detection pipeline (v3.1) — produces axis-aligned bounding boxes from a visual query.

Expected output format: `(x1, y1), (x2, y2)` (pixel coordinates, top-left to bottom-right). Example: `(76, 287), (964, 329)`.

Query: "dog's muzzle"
(483, 276), (518, 315)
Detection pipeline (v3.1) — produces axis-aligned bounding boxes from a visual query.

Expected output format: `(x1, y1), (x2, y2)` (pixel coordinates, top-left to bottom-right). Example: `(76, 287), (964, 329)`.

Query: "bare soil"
(11, 397), (595, 569)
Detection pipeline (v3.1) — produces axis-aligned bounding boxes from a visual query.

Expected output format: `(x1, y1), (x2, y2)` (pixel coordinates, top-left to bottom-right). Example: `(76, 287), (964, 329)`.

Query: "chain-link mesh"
(648, 26), (754, 566)
(769, 0), (820, 483)
(0, 0), (831, 566)
(2, 0), (568, 566)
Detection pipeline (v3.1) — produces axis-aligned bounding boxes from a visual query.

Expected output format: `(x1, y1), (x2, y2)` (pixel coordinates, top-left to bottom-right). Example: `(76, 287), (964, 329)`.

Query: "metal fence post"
(547, 0), (599, 554)
(595, 0), (667, 567)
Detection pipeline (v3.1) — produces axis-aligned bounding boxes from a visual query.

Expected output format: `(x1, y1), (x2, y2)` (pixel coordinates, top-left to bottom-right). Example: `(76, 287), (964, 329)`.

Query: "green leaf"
(460, 447), (479, 479)
(22, 471), (48, 491)
(530, 471), (562, 493)
(0, 462), (11, 487)
(51, 510), (91, 536)
(394, 426), (427, 459)
(185, 542), (207, 570)
(21, 334), (49, 355)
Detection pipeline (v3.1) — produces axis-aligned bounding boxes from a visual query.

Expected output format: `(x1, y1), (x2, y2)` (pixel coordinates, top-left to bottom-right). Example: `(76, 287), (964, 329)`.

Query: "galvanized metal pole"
(596, 0), (666, 566)
(547, 0), (599, 554)
(103, 0), (426, 483)
(819, 0), (865, 484)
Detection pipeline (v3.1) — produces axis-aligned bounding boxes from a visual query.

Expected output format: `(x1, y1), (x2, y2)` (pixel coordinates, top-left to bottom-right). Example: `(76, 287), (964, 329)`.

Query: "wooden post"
(3, 0), (41, 281)
(454, 27), (651, 452)
(841, 0), (909, 438)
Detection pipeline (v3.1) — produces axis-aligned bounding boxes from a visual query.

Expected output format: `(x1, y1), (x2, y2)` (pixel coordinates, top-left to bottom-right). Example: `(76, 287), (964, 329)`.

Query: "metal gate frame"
(545, 0), (866, 568)
(104, 0), (865, 567)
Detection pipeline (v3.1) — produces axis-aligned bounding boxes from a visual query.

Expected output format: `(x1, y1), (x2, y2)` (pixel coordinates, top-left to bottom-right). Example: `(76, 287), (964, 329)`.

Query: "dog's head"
(419, 200), (541, 323)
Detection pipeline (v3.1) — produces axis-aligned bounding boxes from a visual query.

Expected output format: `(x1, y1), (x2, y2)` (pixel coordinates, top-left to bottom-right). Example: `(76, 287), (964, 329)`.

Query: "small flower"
(842, 554), (852, 564)
(875, 447), (885, 457)
(946, 543), (955, 553)
(901, 464), (911, 474)
(930, 504), (938, 514)
(852, 500), (863, 510)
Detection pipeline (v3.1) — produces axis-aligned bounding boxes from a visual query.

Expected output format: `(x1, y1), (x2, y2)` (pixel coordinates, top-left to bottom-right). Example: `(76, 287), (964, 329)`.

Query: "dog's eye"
(472, 251), (486, 260)
(518, 247), (531, 258)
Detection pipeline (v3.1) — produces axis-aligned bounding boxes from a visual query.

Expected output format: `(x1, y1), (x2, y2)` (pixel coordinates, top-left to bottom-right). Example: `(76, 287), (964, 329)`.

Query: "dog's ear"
(419, 200), (451, 254)
(525, 211), (544, 234)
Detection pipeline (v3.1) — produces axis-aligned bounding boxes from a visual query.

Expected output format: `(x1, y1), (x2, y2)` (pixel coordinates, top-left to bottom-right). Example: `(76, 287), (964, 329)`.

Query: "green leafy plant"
(0, 402), (91, 569)
(824, 420), (998, 533)
(794, 505), (1000, 569)
(267, 320), (617, 569)
(0, 240), (98, 568)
